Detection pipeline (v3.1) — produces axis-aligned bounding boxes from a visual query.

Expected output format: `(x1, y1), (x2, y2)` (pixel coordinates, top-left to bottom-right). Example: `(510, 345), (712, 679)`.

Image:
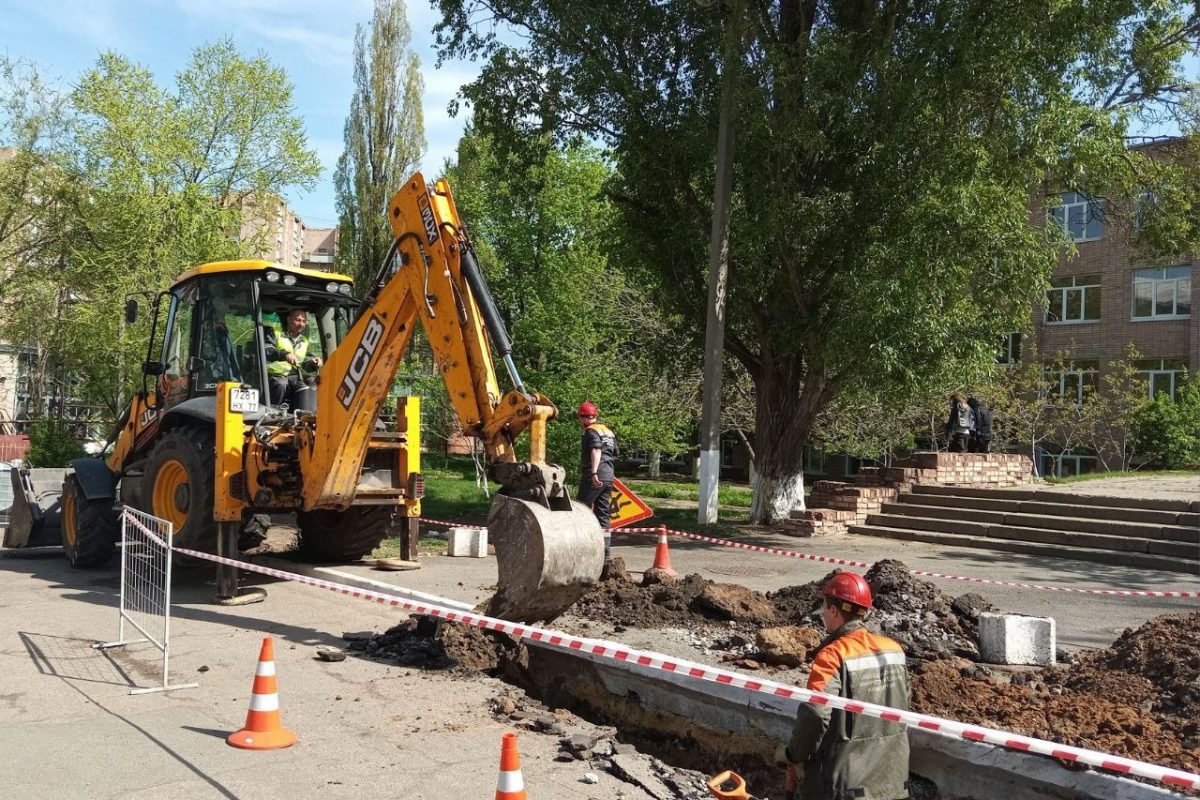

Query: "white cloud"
(174, 0), (365, 68)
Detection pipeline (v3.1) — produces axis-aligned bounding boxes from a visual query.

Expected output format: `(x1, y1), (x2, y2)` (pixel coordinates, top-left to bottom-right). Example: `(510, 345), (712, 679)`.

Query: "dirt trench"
(348, 559), (1200, 797)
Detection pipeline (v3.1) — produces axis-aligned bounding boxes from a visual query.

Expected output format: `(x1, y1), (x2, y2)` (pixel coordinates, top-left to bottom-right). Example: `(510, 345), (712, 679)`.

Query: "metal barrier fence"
(94, 508), (197, 694)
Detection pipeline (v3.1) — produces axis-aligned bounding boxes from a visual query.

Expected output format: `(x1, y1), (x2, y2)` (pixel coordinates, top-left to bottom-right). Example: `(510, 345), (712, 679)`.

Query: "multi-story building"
(300, 227), (338, 272)
(1024, 138), (1196, 475)
(236, 194), (308, 268)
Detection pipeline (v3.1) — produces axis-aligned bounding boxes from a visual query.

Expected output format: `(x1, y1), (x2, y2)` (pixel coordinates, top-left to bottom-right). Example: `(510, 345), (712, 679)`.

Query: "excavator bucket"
(4, 467), (65, 548)
(483, 494), (605, 623)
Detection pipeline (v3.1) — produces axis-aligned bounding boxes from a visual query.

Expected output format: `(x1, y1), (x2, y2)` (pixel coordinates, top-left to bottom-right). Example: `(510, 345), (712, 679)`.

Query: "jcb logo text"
(338, 315), (385, 408)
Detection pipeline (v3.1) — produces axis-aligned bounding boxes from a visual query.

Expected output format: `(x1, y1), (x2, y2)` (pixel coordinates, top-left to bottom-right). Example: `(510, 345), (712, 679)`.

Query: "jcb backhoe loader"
(4, 173), (604, 623)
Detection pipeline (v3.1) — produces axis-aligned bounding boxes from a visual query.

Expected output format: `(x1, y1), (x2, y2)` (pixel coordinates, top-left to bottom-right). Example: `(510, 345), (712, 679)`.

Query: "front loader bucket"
(483, 494), (604, 624)
(4, 467), (65, 548)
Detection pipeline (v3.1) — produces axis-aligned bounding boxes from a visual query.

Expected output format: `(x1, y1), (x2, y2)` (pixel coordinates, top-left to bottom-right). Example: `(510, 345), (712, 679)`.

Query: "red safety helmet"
(577, 401), (599, 418)
(823, 572), (873, 613)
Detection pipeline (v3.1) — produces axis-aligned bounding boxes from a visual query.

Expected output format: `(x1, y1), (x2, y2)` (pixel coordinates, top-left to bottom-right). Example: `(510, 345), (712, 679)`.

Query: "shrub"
(23, 418), (88, 468)
(1131, 378), (1200, 468)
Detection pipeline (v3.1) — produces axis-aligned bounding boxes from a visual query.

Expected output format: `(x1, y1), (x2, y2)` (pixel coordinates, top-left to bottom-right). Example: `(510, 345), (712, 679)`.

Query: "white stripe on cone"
(497, 769), (524, 793)
(249, 693), (280, 712)
(255, 661), (276, 677)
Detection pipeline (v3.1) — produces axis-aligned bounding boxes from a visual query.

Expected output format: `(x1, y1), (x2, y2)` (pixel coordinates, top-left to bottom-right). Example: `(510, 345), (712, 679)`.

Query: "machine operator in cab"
(266, 309), (323, 408)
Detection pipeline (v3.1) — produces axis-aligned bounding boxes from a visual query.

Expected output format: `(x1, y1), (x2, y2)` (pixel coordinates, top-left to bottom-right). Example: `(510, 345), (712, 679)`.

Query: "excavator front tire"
(296, 506), (393, 562)
(61, 475), (119, 568)
(142, 426), (217, 551)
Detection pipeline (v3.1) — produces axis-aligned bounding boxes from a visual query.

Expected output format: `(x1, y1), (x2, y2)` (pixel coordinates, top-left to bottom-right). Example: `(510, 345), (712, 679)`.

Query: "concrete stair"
(849, 484), (1200, 574)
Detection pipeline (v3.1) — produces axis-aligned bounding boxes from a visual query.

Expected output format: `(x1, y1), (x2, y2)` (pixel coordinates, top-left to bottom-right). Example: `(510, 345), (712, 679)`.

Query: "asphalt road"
(0, 549), (659, 800)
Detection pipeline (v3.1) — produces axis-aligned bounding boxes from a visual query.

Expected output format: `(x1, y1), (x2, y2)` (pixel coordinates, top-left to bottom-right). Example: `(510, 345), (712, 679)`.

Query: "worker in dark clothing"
(777, 572), (911, 800)
(967, 397), (993, 453)
(576, 400), (617, 560)
(265, 309), (322, 407)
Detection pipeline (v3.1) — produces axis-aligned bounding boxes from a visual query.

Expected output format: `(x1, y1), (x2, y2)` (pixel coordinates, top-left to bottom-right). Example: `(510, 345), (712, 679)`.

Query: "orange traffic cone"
(495, 732), (527, 799)
(227, 637), (297, 750)
(650, 525), (678, 577)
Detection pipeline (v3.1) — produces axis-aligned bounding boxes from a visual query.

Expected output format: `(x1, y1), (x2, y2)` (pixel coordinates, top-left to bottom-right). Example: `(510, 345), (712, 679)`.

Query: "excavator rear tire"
(61, 475), (118, 568)
(141, 426), (217, 551)
(296, 506), (393, 562)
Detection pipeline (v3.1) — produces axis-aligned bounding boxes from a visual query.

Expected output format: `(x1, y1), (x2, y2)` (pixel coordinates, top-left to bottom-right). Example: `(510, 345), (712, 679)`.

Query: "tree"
(0, 43), (322, 422)
(335, 0), (425, 287)
(444, 127), (694, 480)
(434, 1), (1199, 522)
(1078, 345), (1151, 471)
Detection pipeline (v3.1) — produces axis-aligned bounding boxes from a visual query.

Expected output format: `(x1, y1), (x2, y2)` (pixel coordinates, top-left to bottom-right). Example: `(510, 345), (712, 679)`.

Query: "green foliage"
(1076, 345), (1152, 471)
(1131, 375), (1200, 468)
(0, 43), (321, 423)
(23, 418), (88, 467)
(432, 0), (1199, 522)
(335, 0), (425, 287)
(625, 478), (753, 508)
(443, 129), (694, 480)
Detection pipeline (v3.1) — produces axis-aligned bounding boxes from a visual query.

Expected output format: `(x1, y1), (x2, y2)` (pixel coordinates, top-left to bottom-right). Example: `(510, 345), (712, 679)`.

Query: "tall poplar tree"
(335, 0), (426, 287)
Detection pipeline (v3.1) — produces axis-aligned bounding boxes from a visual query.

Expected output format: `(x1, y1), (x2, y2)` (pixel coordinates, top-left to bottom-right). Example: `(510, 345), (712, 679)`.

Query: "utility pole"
(698, 1), (742, 525)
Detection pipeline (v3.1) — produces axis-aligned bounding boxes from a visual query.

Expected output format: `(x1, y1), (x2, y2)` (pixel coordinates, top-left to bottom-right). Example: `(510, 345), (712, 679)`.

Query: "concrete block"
(446, 526), (488, 558)
(979, 613), (1055, 666)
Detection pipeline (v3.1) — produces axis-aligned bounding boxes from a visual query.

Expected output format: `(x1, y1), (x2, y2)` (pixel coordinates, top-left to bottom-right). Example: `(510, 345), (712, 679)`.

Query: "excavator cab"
(145, 265), (357, 415)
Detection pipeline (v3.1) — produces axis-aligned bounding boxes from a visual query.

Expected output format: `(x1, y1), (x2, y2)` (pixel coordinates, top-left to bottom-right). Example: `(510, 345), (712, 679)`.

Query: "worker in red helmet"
(576, 400), (618, 560)
(776, 571), (911, 800)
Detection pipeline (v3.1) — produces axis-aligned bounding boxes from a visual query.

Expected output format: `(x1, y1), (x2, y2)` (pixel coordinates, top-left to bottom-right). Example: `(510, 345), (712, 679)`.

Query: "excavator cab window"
(156, 275), (262, 407)
(256, 278), (357, 408)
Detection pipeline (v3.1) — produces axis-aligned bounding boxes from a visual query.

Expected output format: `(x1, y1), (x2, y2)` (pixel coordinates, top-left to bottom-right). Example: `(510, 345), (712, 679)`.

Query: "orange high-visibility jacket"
(786, 620), (911, 800)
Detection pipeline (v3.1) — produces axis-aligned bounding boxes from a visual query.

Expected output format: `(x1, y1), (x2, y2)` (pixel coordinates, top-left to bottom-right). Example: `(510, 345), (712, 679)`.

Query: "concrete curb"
(523, 641), (1189, 800)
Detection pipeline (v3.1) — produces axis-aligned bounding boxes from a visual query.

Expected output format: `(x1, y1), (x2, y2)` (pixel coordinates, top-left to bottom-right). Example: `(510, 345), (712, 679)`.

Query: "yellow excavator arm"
(278, 173), (603, 622)
(295, 174), (565, 510)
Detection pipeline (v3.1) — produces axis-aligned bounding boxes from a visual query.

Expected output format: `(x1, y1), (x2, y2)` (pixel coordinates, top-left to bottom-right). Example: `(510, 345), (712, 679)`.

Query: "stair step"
(848, 524), (1198, 575)
(912, 483), (1197, 513)
(865, 514), (1200, 558)
(883, 501), (1198, 543)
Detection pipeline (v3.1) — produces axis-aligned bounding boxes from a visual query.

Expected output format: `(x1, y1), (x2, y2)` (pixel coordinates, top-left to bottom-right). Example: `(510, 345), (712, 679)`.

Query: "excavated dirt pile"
(349, 563), (1200, 788)
(572, 557), (992, 662)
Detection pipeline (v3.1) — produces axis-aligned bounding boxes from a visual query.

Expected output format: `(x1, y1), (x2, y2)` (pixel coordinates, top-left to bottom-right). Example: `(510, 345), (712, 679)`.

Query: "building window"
(1132, 265), (1191, 320)
(803, 444), (825, 475)
(1048, 191), (1105, 242)
(1138, 358), (1187, 400)
(1038, 449), (1098, 478)
(1045, 360), (1099, 406)
(1134, 189), (1157, 231)
(720, 438), (736, 468)
(997, 332), (1022, 365)
(1045, 275), (1101, 323)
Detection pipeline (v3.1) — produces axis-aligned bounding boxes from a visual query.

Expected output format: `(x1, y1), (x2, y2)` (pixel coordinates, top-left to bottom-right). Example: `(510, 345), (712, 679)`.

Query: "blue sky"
(0, 0), (480, 227)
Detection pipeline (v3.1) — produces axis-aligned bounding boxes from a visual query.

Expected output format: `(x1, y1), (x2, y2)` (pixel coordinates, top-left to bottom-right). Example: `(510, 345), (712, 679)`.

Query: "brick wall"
(1032, 140), (1197, 385)
(780, 452), (1033, 537)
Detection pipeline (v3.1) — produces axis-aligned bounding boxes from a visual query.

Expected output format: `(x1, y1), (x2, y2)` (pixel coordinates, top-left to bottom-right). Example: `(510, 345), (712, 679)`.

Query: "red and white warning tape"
(621, 525), (1200, 600)
(419, 516), (1200, 598)
(122, 511), (170, 550)
(175, 544), (1199, 791)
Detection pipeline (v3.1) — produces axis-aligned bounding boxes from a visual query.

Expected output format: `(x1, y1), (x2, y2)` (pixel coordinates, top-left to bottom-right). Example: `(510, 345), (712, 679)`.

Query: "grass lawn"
(1044, 468), (1198, 484)
(623, 478), (754, 508)
(399, 456), (753, 542)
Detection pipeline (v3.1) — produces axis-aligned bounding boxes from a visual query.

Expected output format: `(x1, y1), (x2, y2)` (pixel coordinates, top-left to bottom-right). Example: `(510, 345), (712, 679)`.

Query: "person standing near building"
(777, 572), (911, 800)
(577, 401), (617, 560)
(266, 309), (322, 407)
(967, 397), (993, 453)
(945, 394), (974, 453)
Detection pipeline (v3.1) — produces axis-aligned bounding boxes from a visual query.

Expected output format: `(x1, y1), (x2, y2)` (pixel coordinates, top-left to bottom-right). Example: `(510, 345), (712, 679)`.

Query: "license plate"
(230, 388), (259, 413)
